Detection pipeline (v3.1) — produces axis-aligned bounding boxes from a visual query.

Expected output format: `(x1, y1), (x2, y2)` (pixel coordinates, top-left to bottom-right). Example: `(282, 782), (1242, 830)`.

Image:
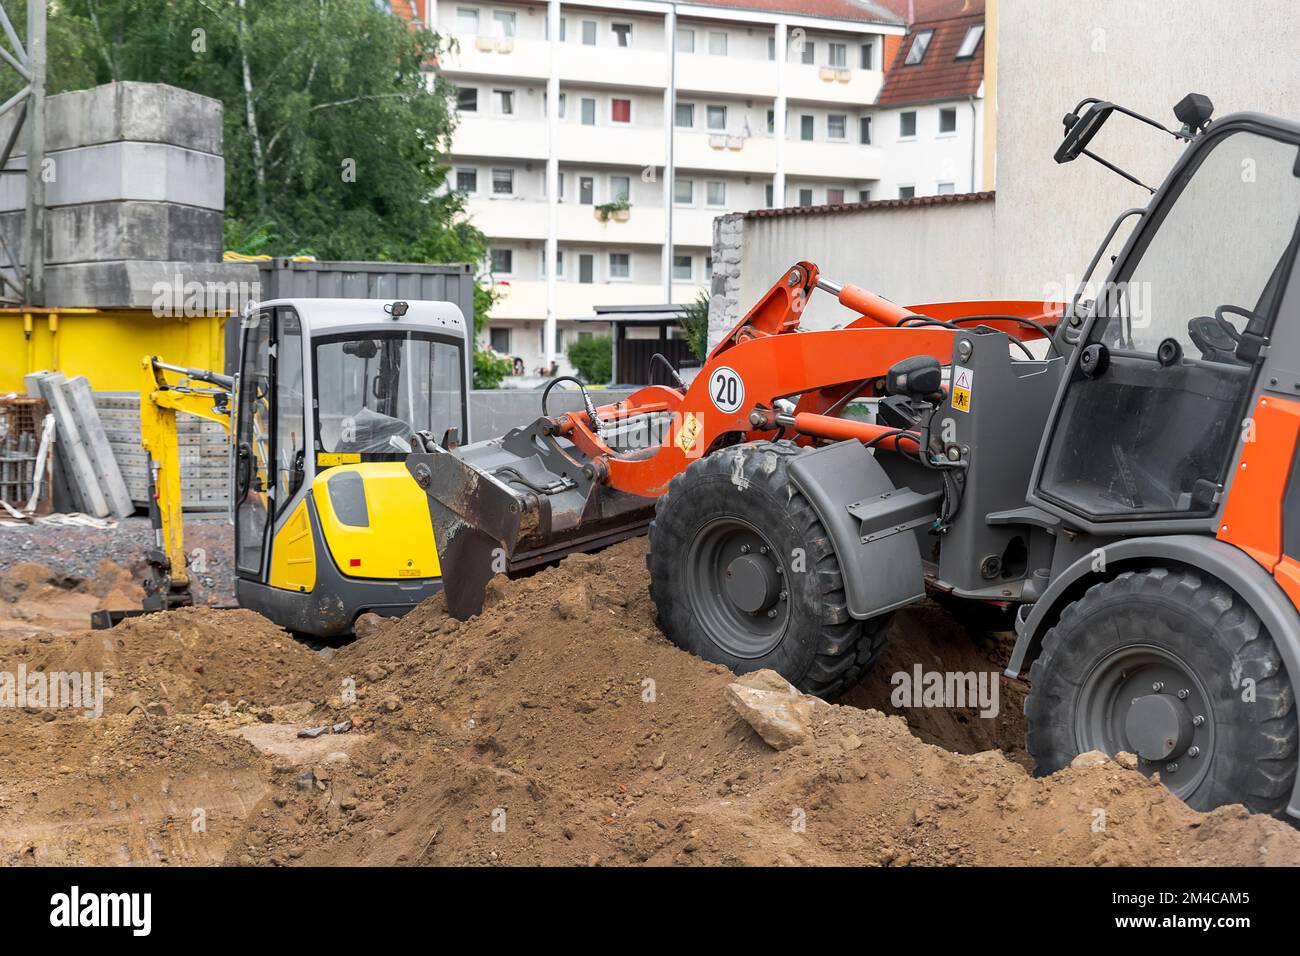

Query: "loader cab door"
(233, 306), (308, 581)
(1033, 124), (1300, 525)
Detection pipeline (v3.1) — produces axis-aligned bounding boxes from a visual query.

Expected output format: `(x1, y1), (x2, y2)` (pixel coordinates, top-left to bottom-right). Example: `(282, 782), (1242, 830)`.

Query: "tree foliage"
(567, 335), (613, 385)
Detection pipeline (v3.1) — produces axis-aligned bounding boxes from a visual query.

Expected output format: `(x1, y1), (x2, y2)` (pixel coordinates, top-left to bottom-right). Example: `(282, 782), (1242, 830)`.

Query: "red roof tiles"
(875, 5), (984, 106)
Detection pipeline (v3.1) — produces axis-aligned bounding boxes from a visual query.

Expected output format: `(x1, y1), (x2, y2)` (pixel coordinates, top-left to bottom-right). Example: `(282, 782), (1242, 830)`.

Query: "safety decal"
(952, 365), (974, 413)
(677, 412), (703, 453)
(708, 366), (745, 414)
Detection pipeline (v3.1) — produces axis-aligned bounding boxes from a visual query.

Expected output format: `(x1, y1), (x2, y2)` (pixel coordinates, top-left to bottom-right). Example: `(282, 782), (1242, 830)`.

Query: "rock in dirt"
(353, 613), (387, 640)
(724, 669), (816, 750)
(1071, 749), (1111, 770)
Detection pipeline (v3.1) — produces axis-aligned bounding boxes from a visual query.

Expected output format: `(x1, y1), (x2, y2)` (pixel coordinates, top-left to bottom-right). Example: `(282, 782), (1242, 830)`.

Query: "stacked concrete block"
(708, 213), (746, 351)
(0, 80), (258, 307)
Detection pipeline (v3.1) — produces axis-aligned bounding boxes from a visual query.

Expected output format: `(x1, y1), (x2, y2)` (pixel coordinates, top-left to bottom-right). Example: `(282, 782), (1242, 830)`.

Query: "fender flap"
(786, 440), (934, 620)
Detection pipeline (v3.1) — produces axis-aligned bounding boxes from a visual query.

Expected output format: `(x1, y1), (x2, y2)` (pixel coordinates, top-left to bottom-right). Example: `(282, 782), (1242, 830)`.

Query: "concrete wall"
(994, 0), (1300, 298)
(711, 194), (996, 338)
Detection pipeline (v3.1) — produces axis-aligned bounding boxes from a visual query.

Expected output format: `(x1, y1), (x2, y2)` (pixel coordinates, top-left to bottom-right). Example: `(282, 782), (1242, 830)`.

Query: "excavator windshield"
(314, 330), (464, 457)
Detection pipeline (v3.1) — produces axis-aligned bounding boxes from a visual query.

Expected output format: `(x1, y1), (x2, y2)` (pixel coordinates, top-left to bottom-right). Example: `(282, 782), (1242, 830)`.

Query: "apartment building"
(873, 0), (987, 199)
(411, 0), (906, 379)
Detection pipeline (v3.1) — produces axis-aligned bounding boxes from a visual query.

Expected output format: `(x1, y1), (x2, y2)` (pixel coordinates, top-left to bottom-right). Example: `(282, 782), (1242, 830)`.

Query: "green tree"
(678, 290), (710, 361)
(567, 335), (613, 385)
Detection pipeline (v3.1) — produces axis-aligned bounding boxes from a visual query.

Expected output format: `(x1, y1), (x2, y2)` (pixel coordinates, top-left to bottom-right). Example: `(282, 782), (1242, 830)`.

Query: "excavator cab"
(226, 298), (469, 635)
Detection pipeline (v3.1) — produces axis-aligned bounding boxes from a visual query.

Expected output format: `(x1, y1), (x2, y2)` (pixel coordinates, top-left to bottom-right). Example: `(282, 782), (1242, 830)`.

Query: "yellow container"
(0, 308), (228, 393)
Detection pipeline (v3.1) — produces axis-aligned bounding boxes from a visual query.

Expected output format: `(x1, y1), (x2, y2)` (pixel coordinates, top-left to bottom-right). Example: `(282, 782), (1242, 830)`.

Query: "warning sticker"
(677, 412), (703, 453)
(951, 365), (974, 413)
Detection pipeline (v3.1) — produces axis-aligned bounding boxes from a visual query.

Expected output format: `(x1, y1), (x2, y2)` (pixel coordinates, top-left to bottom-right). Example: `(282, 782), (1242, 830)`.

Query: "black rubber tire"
(1025, 566), (1298, 816)
(648, 440), (889, 698)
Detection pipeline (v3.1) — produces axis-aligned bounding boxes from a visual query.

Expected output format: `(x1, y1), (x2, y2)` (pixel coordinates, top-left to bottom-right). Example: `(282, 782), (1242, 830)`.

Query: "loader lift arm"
(410, 261), (1063, 618)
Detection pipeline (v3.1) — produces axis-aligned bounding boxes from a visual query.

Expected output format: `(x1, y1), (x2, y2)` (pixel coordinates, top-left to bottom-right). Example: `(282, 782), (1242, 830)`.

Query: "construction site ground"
(3, 527), (1300, 867)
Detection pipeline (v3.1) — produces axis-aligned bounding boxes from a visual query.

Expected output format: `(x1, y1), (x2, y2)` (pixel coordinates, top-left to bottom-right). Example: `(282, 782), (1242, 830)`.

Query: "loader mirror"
(1054, 101), (1114, 164)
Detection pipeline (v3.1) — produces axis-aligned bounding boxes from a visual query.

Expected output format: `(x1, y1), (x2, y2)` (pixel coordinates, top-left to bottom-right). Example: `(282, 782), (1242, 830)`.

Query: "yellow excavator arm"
(138, 356), (234, 611)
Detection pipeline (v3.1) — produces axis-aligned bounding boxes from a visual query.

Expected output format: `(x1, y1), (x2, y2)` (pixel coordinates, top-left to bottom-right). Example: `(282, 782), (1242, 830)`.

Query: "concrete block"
(39, 260), (261, 310)
(0, 201), (223, 266)
(0, 142), (225, 212)
(0, 81), (223, 156)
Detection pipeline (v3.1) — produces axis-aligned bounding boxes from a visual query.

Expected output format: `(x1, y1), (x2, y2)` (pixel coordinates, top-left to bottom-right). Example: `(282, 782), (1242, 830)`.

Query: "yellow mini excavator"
(93, 297), (470, 637)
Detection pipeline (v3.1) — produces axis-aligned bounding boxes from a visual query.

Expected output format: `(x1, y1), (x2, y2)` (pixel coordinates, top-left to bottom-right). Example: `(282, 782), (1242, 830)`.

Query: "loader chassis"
(415, 108), (1300, 818)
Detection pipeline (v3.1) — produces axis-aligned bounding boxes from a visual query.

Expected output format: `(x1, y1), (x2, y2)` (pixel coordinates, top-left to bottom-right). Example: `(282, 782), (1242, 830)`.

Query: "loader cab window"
(314, 330), (464, 458)
(1038, 129), (1300, 521)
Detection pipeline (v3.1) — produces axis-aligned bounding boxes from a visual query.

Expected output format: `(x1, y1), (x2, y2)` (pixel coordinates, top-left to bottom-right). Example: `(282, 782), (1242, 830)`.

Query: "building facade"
(418, 0), (907, 380)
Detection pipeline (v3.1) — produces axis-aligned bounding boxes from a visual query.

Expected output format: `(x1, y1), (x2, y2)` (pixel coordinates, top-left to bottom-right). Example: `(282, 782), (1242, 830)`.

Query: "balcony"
(674, 130), (776, 175)
(785, 140), (882, 180)
(465, 197), (672, 245)
(451, 115), (549, 161)
(675, 55), (777, 99)
(440, 33), (665, 90)
(490, 279), (706, 321)
(785, 63), (883, 106)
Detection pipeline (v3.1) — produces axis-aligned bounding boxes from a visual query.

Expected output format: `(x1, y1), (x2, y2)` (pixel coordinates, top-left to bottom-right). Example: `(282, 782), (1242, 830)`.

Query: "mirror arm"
(1079, 148), (1156, 194)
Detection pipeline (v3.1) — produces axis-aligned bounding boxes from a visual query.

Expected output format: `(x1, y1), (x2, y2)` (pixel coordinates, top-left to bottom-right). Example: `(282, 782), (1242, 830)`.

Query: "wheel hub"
(724, 553), (780, 614)
(1125, 693), (1194, 761)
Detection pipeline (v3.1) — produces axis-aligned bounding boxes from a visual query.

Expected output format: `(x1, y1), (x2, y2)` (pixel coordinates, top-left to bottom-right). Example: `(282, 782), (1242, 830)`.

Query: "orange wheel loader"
(408, 94), (1300, 818)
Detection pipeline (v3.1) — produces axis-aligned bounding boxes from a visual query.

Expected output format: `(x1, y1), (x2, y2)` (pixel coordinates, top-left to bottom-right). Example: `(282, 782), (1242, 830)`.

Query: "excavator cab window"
(314, 330), (464, 459)
(1038, 127), (1300, 521)
(235, 310), (273, 575)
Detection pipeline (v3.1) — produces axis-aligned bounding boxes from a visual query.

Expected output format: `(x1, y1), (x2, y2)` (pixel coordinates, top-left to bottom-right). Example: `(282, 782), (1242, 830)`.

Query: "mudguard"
(786, 440), (935, 620)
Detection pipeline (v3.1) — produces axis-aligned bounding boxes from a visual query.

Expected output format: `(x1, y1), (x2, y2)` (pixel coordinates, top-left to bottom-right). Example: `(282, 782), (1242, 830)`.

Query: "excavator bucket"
(407, 416), (656, 619)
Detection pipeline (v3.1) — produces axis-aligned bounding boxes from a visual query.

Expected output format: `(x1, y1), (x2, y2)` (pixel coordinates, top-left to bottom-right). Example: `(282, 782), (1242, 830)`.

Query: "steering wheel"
(1187, 305), (1250, 364)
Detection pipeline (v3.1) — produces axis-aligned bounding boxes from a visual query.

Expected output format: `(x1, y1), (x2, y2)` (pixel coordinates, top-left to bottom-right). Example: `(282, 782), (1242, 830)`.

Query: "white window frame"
(456, 86), (478, 112)
(580, 19), (597, 45)
(492, 9), (516, 38)
(938, 106), (958, 136)
(672, 254), (693, 282)
(955, 23), (984, 60)
(493, 88), (515, 117)
(609, 175), (631, 203)
(705, 180), (726, 207)
(799, 114), (815, 141)
(540, 249), (565, 278)
(491, 167), (515, 196)
(904, 29), (933, 65)
(611, 97), (633, 124)
(580, 97), (596, 126)
(490, 248), (515, 276)
(454, 166), (478, 194)
(899, 110), (917, 140)
(675, 102), (695, 128)
(706, 104), (727, 131)
(827, 42), (847, 68)
(827, 113), (847, 141)
(898, 184), (916, 199)
(936, 181), (956, 195)
(488, 325), (511, 354)
(608, 252), (632, 281)
(456, 7), (479, 35)
(676, 27), (695, 53)
(707, 30), (727, 55)
(611, 21), (633, 48)
(674, 177), (694, 205)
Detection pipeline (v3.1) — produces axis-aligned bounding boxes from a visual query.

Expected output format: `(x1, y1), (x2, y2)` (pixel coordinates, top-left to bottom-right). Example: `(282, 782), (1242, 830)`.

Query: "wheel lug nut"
(1178, 689), (1189, 700)
(1152, 681), (1164, 692)
(759, 546), (768, 554)
(775, 566), (783, 575)
(779, 590), (787, 601)
(1188, 747), (1200, 758)
(1165, 762), (1178, 773)
(740, 545), (750, 554)
(766, 609), (777, 618)
(1192, 715), (1205, 727)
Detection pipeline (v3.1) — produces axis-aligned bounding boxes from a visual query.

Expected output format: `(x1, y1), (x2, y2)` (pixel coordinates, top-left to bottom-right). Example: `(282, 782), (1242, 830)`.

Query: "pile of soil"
(5, 537), (1300, 867)
(0, 559), (146, 636)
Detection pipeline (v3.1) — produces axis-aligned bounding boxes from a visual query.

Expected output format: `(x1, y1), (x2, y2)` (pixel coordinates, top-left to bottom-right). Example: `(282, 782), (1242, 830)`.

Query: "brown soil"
(3, 540), (1300, 867)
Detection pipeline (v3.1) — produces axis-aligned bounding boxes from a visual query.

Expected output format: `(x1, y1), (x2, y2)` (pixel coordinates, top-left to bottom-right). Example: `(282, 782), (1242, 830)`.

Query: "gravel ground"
(0, 513), (236, 606)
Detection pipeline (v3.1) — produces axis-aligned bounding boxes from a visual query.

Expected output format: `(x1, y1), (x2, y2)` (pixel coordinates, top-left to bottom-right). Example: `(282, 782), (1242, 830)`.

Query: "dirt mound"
(223, 539), (1300, 867)
(0, 559), (146, 635)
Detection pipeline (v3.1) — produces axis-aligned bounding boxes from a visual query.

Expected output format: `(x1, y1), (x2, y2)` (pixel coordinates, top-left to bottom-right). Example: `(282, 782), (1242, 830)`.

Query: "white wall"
(993, 0), (1300, 299)
(736, 197), (997, 331)
(876, 97), (983, 199)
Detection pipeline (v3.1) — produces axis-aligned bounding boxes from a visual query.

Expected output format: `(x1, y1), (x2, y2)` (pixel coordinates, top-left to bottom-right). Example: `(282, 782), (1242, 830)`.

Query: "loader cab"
(1030, 115), (1300, 530)
(231, 298), (469, 635)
